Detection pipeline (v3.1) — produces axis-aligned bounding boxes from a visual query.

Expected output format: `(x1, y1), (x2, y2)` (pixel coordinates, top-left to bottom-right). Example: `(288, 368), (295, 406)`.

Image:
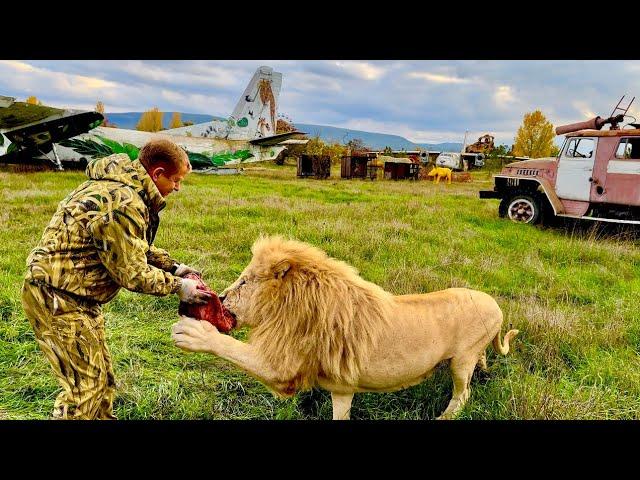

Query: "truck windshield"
(557, 138), (567, 158)
(565, 138), (594, 158)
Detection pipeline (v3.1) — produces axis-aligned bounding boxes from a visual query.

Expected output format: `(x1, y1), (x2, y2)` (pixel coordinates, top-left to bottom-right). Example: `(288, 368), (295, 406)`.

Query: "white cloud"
(0, 61), (119, 98)
(407, 71), (473, 84)
(117, 61), (240, 89)
(159, 89), (233, 115)
(494, 85), (515, 106)
(572, 101), (597, 119)
(0, 60), (36, 72)
(334, 61), (386, 80)
(286, 71), (342, 93)
(0, 60), (237, 115)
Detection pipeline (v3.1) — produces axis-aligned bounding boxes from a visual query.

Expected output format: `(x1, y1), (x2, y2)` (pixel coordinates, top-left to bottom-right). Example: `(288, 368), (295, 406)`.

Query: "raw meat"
(178, 273), (236, 333)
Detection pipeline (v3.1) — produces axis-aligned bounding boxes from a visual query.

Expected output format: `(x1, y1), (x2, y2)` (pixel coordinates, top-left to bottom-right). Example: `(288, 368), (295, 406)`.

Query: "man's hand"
(178, 278), (212, 304)
(172, 315), (220, 353)
(174, 264), (201, 278)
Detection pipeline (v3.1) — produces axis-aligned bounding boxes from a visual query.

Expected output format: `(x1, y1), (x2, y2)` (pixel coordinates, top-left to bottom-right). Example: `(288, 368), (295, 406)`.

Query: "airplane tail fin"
(228, 66), (282, 140)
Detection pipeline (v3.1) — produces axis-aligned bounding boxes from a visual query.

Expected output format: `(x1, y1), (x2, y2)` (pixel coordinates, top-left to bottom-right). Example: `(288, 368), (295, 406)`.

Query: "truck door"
(555, 137), (597, 201)
(603, 137), (640, 206)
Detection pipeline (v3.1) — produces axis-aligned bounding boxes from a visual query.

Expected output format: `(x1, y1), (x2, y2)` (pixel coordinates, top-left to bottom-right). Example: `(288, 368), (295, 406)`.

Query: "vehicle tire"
(501, 193), (544, 224)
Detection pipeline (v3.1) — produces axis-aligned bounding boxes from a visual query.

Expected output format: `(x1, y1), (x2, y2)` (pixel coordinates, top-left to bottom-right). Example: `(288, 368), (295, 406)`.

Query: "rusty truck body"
(480, 112), (640, 225)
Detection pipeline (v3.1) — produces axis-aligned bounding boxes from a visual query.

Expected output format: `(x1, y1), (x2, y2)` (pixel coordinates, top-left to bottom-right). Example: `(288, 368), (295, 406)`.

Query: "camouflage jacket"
(25, 154), (183, 304)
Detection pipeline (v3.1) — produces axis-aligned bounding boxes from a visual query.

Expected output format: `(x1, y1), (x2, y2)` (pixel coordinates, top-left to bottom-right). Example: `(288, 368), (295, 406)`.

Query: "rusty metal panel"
(341, 156), (350, 178)
(560, 199), (590, 216)
(568, 128), (640, 137)
(494, 175), (565, 214)
(595, 137), (640, 206)
(602, 160), (640, 206)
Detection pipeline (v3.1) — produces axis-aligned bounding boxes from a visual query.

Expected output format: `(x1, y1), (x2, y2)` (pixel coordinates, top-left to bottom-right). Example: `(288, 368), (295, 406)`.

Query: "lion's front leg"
(172, 316), (284, 393)
(331, 392), (354, 420)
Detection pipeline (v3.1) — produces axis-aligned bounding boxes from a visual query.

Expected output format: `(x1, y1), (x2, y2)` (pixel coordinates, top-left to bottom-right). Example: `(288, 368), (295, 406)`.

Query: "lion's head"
(220, 236), (393, 393)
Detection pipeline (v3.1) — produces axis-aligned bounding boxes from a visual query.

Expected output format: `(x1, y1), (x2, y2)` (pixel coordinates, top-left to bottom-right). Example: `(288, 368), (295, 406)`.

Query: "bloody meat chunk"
(178, 273), (236, 333)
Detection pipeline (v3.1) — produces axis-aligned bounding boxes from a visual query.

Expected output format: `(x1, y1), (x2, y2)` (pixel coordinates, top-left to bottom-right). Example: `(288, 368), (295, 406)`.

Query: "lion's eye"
(239, 279), (247, 287)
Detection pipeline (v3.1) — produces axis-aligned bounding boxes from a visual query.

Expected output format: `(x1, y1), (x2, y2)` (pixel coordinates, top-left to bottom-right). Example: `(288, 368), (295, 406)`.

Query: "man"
(21, 138), (211, 420)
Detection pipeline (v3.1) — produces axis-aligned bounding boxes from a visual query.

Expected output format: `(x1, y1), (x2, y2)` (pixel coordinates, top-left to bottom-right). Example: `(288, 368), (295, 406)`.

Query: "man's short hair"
(138, 138), (191, 176)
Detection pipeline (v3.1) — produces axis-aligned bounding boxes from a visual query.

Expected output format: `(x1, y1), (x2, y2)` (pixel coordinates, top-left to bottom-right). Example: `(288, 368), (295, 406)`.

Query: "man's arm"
(147, 245), (179, 273)
(148, 245), (201, 277)
(89, 206), (182, 296)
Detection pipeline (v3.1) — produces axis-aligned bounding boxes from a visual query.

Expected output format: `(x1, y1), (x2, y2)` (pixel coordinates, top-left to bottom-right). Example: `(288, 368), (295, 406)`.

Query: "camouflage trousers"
(21, 280), (117, 420)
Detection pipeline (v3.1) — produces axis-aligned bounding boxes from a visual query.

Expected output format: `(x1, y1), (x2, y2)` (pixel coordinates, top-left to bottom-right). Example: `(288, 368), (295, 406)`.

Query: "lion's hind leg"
(477, 350), (488, 372)
(331, 392), (354, 420)
(437, 356), (476, 420)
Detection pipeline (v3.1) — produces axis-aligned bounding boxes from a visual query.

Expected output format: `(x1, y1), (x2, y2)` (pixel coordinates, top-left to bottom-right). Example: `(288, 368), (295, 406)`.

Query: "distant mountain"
(416, 142), (464, 152)
(104, 112), (225, 130)
(296, 124), (462, 152)
(104, 112), (463, 152)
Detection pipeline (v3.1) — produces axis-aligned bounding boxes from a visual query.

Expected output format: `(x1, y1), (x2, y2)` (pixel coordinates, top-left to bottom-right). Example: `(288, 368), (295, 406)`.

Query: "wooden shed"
(380, 155), (420, 180)
(340, 152), (379, 179)
(297, 154), (331, 179)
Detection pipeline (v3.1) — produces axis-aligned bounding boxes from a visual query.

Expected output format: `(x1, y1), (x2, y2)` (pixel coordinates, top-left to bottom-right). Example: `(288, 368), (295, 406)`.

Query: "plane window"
(565, 138), (594, 159)
(615, 138), (640, 159)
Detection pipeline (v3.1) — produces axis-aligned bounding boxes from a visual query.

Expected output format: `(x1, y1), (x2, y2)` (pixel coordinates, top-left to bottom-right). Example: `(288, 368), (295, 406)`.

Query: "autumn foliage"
(169, 112), (183, 129)
(136, 107), (164, 132)
(513, 110), (555, 158)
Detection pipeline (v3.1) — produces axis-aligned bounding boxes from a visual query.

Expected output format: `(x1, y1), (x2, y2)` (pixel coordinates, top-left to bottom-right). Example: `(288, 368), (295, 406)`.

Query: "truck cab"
(480, 123), (640, 225)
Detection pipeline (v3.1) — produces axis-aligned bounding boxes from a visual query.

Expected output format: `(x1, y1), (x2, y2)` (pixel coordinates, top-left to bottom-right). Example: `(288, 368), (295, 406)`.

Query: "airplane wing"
(248, 131), (307, 147)
(0, 96), (66, 130)
(1, 96), (103, 165)
(3, 111), (104, 150)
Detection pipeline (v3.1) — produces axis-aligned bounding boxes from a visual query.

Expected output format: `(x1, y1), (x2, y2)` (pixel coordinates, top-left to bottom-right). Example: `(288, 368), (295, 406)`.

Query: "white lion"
(172, 236), (518, 420)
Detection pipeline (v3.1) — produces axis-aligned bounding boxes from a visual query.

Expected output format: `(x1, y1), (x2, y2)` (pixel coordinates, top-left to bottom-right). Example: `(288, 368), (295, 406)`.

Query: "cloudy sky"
(1, 60), (638, 146)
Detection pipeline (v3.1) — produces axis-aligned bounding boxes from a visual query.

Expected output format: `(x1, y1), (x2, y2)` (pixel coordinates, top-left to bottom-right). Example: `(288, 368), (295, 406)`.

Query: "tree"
(550, 144), (561, 157)
(183, 121), (194, 127)
(95, 101), (116, 127)
(305, 136), (325, 156)
(26, 96), (42, 105)
(513, 110), (555, 158)
(346, 138), (366, 154)
(324, 142), (349, 165)
(276, 119), (295, 134)
(300, 136), (355, 165)
(169, 112), (183, 129)
(488, 144), (509, 157)
(136, 107), (164, 132)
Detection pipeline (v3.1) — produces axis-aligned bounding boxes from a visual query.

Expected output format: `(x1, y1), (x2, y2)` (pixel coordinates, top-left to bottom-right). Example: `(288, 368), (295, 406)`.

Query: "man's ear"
(150, 166), (165, 181)
(272, 260), (291, 279)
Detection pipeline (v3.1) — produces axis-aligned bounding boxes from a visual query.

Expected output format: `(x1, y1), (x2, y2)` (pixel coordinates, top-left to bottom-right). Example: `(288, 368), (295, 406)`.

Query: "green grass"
(1, 161), (640, 419)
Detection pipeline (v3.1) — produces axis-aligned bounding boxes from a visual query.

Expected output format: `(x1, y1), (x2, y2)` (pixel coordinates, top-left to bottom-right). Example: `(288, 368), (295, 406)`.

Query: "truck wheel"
(501, 194), (543, 224)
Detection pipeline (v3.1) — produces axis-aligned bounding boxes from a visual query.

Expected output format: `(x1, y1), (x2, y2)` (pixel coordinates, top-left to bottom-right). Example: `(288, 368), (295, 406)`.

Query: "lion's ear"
(272, 260), (291, 279)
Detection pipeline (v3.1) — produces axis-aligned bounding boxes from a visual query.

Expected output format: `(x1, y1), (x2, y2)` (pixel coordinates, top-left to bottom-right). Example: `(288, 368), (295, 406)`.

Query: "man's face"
(150, 162), (190, 197)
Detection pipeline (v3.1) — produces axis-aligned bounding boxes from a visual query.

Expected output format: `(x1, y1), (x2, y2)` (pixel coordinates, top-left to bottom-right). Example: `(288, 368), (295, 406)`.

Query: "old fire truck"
(480, 97), (640, 225)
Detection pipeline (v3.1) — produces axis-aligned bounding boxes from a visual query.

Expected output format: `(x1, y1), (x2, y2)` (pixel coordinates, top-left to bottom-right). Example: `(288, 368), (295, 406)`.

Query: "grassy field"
(1, 160), (639, 420)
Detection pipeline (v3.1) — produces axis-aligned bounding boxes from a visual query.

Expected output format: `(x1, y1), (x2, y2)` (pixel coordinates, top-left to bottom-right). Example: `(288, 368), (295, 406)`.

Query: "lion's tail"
(492, 329), (519, 356)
